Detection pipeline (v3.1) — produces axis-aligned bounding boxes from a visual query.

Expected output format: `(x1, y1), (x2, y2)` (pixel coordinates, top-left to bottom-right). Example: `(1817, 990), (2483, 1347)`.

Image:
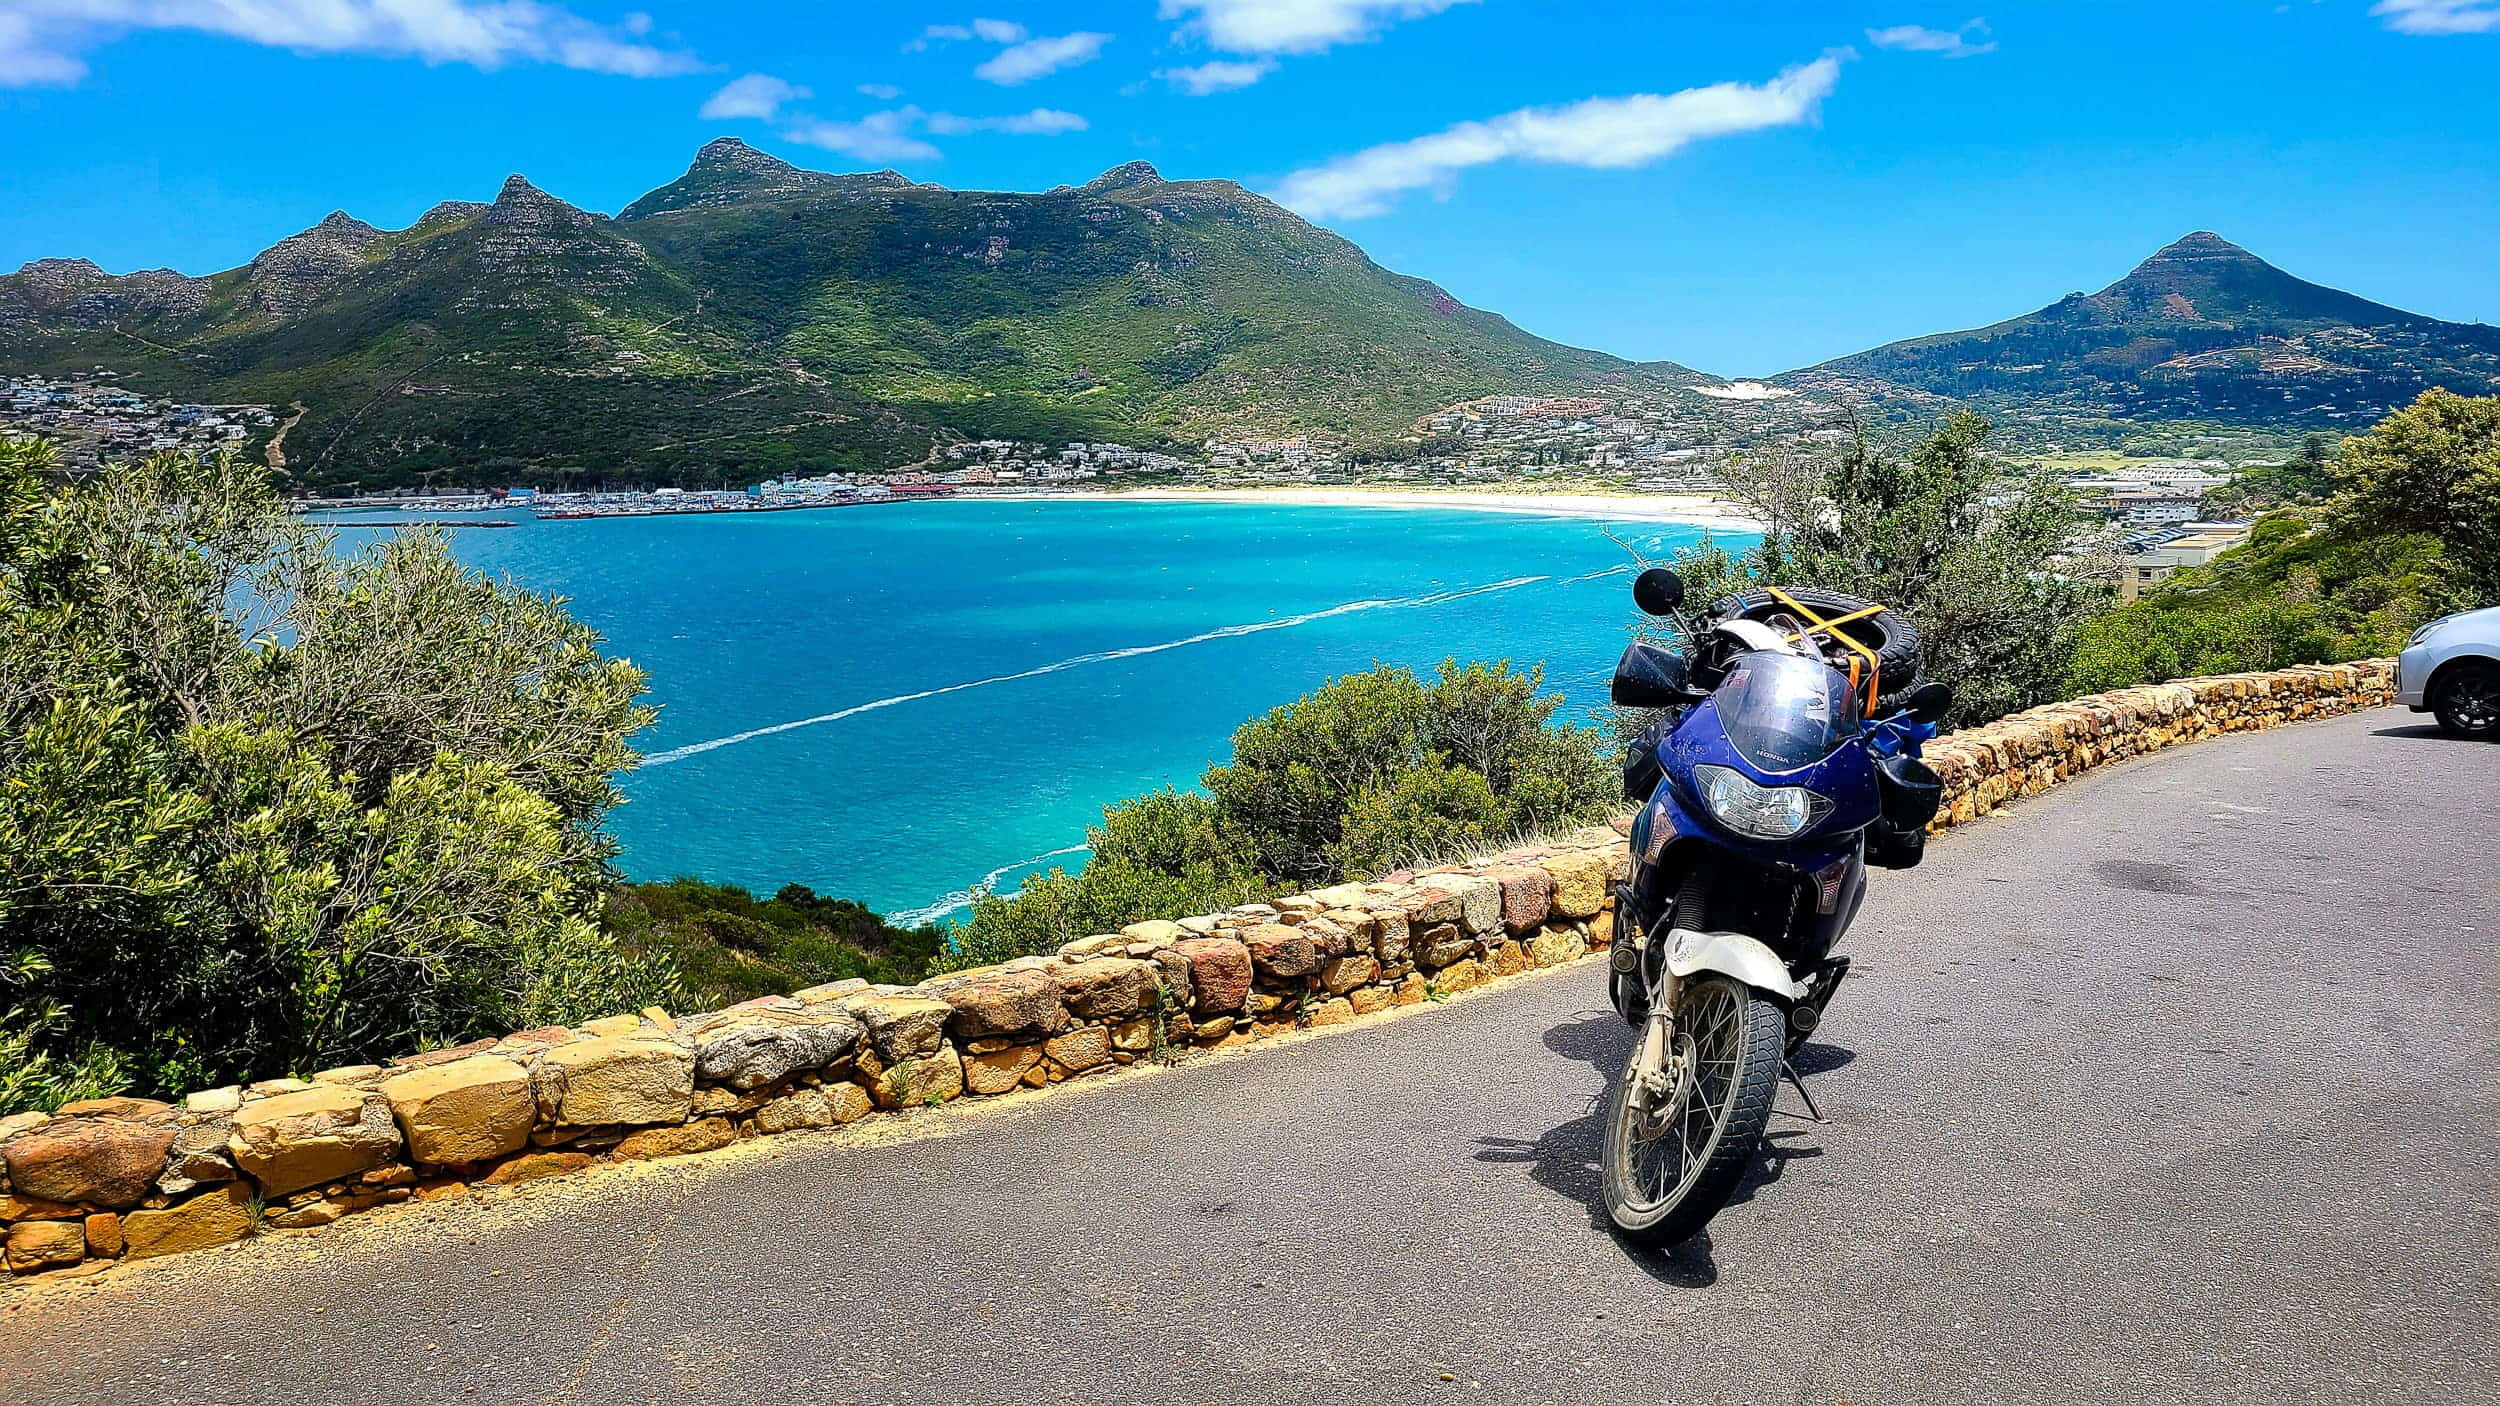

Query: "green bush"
(0, 438), (678, 1102)
(1208, 659), (1615, 884)
(952, 660), (1615, 968)
(2205, 434), (2336, 516)
(1330, 760), (1504, 877)
(2330, 389), (2500, 606)
(604, 879), (945, 1006)
(2064, 508), (2446, 693)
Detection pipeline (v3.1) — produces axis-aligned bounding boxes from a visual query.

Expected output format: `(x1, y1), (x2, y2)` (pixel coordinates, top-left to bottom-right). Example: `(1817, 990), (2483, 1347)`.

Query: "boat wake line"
(639, 570), (1599, 767)
(884, 843), (1095, 928)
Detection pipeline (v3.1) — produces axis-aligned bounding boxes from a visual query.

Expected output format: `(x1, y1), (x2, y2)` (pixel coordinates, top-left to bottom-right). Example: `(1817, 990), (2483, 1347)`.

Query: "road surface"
(5, 708), (2495, 1405)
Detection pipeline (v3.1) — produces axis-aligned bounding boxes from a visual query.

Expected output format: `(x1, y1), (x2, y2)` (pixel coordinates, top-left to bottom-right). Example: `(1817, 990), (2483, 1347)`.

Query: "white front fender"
(1663, 927), (1805, 1001)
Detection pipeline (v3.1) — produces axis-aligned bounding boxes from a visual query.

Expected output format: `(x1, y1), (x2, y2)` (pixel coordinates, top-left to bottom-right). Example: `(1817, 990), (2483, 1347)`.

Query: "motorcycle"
(1597, 566), (1952, 1246)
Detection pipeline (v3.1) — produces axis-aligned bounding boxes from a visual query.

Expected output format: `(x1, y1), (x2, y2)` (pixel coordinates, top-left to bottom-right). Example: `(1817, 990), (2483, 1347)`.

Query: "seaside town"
(3, 370), (2262, 596)
(1, 372), (280, 467)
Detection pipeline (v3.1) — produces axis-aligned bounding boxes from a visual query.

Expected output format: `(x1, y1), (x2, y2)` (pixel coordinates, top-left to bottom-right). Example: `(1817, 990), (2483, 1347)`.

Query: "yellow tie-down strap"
(1765, 585), (1886, 714)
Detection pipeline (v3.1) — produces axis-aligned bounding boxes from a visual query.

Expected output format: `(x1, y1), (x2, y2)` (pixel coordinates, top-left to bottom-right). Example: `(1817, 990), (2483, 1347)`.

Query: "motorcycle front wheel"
(1600, 973), (1785, 1246)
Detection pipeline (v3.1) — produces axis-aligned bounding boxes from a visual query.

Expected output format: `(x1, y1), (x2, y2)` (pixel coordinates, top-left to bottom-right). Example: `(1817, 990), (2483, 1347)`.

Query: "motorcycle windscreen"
(1711, 649), (1864, 772)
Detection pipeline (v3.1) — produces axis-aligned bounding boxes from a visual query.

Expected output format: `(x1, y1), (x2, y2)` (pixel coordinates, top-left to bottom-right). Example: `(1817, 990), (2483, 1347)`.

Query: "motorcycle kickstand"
(1778, 1060), (1825, 1124)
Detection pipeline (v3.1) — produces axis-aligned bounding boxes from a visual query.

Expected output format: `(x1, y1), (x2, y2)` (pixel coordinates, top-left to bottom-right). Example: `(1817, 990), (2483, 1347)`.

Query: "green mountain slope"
(1787, 232), (2500, 430)
(622, 151), (1684, 443)
(0, 140), (1702, 490)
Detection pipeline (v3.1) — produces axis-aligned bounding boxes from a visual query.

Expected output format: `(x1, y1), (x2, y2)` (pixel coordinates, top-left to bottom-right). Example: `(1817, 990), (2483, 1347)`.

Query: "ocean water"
(325, 500), (1740, 924)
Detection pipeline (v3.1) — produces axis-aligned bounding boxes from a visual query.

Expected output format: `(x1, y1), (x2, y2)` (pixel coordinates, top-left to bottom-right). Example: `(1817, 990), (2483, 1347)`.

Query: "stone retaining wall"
(0, 658), (2396, 1282)
(1921, 659), (2394, 831)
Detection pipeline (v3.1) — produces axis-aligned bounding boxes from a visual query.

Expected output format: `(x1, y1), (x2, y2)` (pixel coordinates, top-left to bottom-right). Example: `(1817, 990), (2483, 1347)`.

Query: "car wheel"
(2431, 659), (2500, 739)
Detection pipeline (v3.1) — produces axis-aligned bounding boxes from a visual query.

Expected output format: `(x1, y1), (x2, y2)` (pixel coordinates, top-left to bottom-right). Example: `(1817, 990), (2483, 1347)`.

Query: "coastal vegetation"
(2064, 514), (2442, 693)
(2067, 390), (2496, 692)
(2203, 434), (2336, 516)
(0, 437), (676, 1107)
(604, 879), (944, 1006)
(950, 661), (1618, 968)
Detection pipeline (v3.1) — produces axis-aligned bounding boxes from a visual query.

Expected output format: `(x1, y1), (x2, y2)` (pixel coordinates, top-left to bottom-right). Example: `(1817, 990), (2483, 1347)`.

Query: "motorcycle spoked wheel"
(1600, 973), (1786, 1246)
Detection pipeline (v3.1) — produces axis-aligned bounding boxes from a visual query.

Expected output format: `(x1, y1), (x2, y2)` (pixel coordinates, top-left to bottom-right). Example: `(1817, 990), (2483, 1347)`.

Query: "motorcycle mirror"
(1632, 567), (1686, 616)
(1905, 681), (1954, 725)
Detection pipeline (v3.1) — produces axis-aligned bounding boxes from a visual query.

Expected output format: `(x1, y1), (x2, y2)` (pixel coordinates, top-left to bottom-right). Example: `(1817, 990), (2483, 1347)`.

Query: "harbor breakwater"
(1, 658), (2394, 1282)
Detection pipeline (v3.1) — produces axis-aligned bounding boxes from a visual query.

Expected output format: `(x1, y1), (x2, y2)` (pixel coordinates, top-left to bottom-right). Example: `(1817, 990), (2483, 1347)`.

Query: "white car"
(2397, 605), (2500, 739)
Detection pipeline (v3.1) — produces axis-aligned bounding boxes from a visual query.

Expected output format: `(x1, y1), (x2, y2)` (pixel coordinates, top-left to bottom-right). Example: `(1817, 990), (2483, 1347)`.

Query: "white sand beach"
(1094, 486), (1763, 531)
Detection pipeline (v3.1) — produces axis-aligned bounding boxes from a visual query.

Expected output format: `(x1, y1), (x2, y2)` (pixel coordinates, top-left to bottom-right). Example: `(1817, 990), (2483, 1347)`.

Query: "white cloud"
(975, 31), (1111, 84)
(909, 18), (1025, 49)
(1161, 0), (1474, 55)
(908, 18), (1108, 84)
(1157, 57), (1276, 93)
(1866, 19), (1996, 57)
(701, 73), (808, 121)
(927, 107), (1088, 135)
(0, 12), (90, 83)
(0, 0), (701, 87)
(778, 104), (1087, 162)
(1271, 56), (1845, 221)
(781, 110), (942, 164)
(2372, 0), (2500, 32)
(856, 81), (903, 99)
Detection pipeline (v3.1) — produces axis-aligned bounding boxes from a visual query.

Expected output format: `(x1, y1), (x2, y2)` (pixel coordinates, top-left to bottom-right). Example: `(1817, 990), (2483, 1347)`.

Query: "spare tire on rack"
(1705, 586), (1922, 704)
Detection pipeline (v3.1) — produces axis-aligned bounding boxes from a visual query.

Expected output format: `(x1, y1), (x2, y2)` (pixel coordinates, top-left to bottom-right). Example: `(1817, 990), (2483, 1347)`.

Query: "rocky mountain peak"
(415, 200), (491, 228)
(3, 257), (208, 326)
(2094, 230), (2424, 327)
(2106, 231), (2263, 290)
(2151, 230), (2253, 258)
(493, 174), (570, 208)
(257, 211), (382, 256)
(242, 212), (386, 313)
(12, 257), (106, 282)
(691, 136), (797, 176)
(617, 142), (916, 220)
(1081, 161), (1165, 192)
(482, 175), (598, 231)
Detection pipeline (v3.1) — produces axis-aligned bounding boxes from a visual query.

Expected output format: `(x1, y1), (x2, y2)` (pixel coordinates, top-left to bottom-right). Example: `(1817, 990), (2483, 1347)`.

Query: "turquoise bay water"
(328, 501), (1736, 923)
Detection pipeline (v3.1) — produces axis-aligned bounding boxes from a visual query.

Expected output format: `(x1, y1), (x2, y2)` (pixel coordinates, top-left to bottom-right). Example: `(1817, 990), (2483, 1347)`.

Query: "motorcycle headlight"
(1693, 764), (1833, 840)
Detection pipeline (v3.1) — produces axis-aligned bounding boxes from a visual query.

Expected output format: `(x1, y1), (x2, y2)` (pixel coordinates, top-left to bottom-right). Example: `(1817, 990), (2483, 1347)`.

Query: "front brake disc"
(1630, 1040), (1695, 1142)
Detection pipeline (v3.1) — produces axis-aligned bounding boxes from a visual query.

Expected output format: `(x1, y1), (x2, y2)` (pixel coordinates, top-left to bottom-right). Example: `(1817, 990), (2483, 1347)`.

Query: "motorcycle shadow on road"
(1471, 1011), (1854, 1288)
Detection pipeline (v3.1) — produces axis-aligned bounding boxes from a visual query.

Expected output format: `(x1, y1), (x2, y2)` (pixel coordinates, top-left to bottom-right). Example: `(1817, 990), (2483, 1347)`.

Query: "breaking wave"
(885, 842), (1094, 928)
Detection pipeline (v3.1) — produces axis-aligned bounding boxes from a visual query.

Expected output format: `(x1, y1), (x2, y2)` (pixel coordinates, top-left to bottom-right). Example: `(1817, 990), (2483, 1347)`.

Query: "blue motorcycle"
(1598, 566), (1951, 1246)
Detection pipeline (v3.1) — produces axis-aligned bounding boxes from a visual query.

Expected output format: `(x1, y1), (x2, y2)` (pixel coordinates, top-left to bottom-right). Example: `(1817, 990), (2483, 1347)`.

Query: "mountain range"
(2, 141), (2494, 489)
(0, 139), (1700, 489)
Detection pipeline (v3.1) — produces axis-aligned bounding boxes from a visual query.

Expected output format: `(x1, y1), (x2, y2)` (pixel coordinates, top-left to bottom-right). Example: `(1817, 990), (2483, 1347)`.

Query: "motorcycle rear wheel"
(1600, 974), (1785, 1246)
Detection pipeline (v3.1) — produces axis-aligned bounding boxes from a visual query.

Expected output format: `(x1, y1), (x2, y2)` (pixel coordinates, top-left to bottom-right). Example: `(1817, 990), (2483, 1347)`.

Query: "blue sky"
(0, 1), (2492, 373)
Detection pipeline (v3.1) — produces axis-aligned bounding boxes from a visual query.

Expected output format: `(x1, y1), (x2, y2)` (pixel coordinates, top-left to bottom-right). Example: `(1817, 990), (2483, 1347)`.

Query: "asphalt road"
(6, 708), (2496, 1406)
